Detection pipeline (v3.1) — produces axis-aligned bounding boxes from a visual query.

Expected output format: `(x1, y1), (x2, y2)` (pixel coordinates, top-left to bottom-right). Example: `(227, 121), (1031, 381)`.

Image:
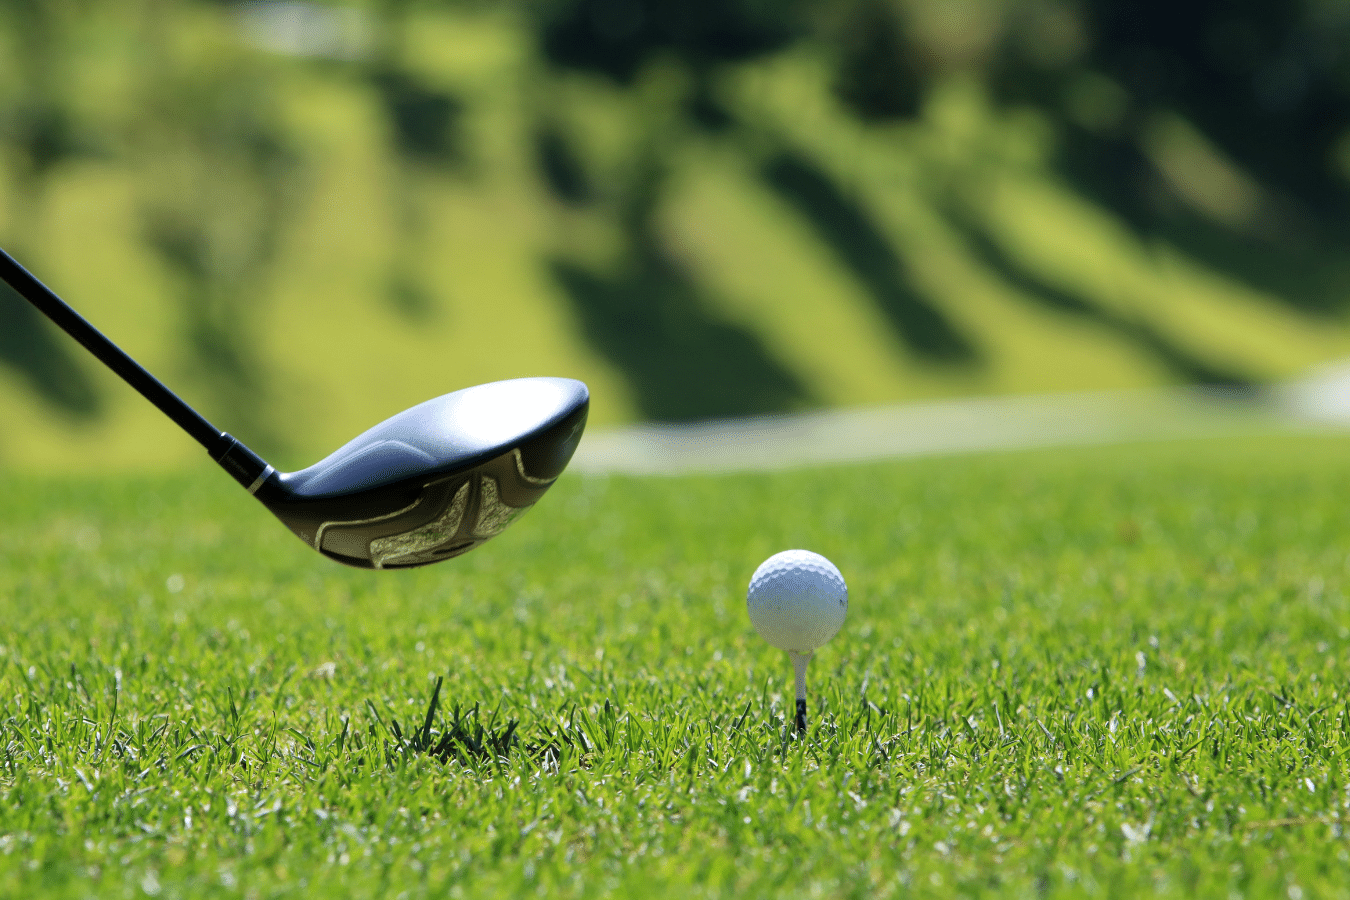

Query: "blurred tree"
(542, 0), (1294, 396)
(0, 0), (104, 417)
(527, 0), (989, 419)
(530, 0), (826, 419)
(131, 7), (303, 450)
(990, 0), (1350, 313)
(365, 0), (471, 322)
(828, 0), (924, 121)
(7, 0), (1348, 436)
(537, 0), (797, 86)
(807, 0), (1255, 383)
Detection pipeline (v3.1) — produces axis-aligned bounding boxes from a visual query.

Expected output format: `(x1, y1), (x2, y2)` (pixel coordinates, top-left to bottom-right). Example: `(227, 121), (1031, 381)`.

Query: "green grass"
(5, 434), (1350, 897)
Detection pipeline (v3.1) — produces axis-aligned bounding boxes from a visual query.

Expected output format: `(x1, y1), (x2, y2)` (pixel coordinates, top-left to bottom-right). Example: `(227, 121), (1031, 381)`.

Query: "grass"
(3, 433), (1350, 897)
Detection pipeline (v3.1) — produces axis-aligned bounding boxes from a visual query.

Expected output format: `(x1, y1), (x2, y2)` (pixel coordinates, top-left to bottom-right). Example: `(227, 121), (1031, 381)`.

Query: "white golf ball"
(746, 549), (848, 652)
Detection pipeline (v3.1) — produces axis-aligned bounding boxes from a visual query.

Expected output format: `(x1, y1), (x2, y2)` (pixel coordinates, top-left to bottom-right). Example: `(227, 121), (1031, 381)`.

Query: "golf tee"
(789, 651), (812, 734)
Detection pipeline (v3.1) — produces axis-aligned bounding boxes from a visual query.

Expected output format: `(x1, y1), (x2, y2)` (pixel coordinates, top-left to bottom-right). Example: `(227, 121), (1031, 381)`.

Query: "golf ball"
(746, 549), (848, 652)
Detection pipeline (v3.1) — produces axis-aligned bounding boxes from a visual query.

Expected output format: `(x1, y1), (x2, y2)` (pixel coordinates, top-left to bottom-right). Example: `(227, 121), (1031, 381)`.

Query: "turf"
(3, 434), (1350, 898)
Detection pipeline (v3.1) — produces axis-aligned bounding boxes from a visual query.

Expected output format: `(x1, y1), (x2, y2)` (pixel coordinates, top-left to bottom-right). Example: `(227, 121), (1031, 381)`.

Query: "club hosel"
(211, 434), (274, 494)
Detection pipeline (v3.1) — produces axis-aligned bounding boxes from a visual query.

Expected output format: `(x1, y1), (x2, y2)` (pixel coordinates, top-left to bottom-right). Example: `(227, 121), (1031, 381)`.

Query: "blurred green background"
(3, 0), (1350, 472)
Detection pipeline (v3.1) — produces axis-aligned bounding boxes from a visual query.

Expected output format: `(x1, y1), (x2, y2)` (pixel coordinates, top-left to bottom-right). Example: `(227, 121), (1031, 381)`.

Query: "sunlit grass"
(3, 434), (1350, 897)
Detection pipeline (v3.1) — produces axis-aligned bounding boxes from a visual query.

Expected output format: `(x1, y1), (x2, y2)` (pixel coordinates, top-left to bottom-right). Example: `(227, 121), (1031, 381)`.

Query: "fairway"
(4, 434), (1350, 898)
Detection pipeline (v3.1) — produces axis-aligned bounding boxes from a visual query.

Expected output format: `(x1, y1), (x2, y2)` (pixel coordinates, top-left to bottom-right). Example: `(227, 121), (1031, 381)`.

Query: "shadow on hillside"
(1053, 129), (1350, 319)
(1151, 213), (1350, 320)
(760, 151), (980, 364)
(943, 208), (1251, 387)
(986, 1), (1350, 319)
(0, 281), (102, 417)
(549, 247), (813, 422)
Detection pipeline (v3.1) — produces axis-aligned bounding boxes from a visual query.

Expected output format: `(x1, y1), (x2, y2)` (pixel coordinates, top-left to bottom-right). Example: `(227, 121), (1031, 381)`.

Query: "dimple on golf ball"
(747, 549), (848, 652)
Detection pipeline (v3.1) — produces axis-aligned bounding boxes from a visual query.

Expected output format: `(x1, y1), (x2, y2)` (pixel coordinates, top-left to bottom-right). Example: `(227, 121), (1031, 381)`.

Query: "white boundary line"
(572, 383), (1350, 475)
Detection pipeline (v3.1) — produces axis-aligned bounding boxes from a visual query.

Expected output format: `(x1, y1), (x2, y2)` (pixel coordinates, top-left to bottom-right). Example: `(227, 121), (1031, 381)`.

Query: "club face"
(252, 378), (588, 568)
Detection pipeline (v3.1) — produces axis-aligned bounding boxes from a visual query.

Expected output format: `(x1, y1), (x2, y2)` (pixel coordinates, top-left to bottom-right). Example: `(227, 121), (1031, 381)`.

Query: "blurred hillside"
(2, 0), (1349, 472)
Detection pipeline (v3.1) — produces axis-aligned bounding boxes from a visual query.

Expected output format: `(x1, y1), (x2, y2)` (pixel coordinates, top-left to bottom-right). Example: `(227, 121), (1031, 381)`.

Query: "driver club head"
(0, 247), (589, 570)
(236, 377), (588, 569)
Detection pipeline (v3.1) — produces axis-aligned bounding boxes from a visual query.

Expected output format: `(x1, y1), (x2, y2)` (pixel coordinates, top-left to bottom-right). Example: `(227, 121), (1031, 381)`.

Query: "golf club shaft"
(0, 248), (271, 488)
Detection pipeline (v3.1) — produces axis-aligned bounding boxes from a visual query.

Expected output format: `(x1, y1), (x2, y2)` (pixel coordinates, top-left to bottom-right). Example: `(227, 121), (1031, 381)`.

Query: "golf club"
(0, 248), (588, 569)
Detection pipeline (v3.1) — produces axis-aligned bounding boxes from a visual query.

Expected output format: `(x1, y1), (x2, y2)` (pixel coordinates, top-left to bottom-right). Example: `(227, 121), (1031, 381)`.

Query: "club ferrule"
(212, 434), (273, 492)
